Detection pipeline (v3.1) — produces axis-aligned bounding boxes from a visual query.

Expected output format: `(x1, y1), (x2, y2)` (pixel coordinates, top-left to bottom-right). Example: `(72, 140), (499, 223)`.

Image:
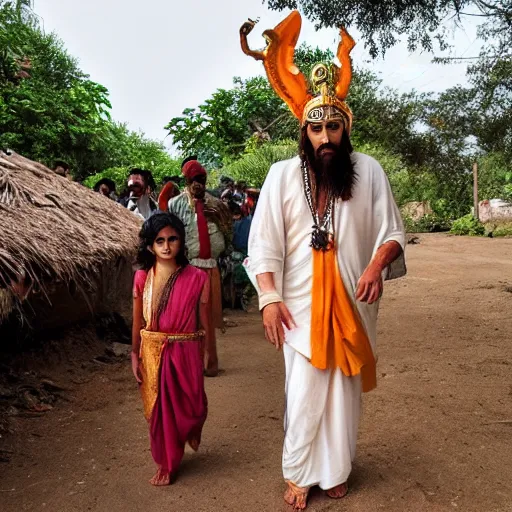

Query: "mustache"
(316, 142), (338, 157)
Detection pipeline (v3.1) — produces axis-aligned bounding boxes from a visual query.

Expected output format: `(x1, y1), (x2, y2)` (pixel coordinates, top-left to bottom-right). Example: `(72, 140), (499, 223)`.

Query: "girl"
(131, 212), (209, 485)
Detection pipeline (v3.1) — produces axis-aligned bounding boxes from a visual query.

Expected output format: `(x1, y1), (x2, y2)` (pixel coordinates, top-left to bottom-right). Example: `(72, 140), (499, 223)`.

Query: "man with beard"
(120, 168), (158, 220)
(241, 12), (406, 509)
(93, 178), (116, 199)
(168, 158), (232, 376)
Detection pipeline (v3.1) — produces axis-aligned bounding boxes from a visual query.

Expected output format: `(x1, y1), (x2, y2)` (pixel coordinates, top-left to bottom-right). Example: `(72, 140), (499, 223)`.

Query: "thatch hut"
(0, 151), (142, 334)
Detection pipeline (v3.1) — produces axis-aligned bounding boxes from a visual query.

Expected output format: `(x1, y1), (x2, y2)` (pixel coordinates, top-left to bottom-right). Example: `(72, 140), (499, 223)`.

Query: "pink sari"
(133, 264), (209, 476)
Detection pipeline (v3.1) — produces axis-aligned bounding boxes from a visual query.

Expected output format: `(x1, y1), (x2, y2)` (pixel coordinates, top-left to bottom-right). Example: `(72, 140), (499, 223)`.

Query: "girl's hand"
(131, 351), (142, 384)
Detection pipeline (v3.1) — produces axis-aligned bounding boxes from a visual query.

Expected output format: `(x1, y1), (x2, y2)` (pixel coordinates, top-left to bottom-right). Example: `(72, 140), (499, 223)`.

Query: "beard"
(189, 182), (206, 199)
(300, 128), (357, 201)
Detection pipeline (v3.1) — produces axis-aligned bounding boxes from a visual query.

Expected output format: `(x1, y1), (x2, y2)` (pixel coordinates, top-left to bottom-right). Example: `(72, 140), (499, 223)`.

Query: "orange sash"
(310, 245), (377, 392)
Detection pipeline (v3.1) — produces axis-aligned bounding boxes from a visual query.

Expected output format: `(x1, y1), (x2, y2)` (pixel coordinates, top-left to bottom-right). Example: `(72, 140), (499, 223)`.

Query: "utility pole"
(473, 161), (479, 221)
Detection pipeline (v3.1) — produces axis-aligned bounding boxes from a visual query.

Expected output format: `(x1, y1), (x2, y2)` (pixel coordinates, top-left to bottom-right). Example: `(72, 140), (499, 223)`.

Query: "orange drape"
(310, 246), (377, 393)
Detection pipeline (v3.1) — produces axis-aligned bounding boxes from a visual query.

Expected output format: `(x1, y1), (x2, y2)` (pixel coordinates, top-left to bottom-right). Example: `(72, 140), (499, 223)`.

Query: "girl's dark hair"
(136, 212), (189, 270)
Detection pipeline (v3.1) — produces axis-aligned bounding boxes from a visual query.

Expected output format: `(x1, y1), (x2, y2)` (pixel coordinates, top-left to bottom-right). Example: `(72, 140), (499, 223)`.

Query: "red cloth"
(195, 199), (212, 260)
(182, 160), (207, 180)
(134, 266), (208, 476)
(150, 340), (207, 473)
(157, 182), (178, 211)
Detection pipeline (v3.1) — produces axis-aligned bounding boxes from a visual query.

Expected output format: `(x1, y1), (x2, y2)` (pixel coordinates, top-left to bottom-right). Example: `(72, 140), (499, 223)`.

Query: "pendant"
(310, 226), (333, 251)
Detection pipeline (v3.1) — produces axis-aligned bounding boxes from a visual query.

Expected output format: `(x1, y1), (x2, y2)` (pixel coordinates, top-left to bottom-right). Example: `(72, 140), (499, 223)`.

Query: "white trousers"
(282, 343), (362, 489)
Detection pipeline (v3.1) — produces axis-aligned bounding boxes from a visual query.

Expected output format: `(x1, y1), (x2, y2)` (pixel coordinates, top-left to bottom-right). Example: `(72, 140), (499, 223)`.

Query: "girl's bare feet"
(149, 467), (171, 486)
(188, 437), (200, 452)
(326, 482), (348, 499)
(284, 481), (309, 510)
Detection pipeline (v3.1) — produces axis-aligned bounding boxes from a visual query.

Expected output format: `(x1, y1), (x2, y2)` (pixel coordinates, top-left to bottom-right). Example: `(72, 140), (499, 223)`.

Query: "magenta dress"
(133, 264), (208, 476)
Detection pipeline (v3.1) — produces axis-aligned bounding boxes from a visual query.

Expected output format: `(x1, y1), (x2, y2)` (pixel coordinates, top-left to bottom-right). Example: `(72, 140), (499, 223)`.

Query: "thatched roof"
(0, 151), (142, 319)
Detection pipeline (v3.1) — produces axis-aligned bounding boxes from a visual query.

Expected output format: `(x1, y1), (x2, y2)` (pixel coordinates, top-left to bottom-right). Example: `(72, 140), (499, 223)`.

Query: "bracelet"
(259, 290), (283, 311)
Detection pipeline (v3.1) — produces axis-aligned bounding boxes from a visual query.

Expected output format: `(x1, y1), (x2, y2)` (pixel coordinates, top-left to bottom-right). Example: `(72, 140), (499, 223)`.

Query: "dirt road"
(1, 234), (511, 511)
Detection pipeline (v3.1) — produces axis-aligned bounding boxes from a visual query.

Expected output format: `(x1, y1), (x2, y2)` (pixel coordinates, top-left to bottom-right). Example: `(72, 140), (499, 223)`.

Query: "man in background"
(119, 168), (157, 220)
(168, 158), (232, 377)
(93, 178), (116, 199)
(53, 160), (72, 181)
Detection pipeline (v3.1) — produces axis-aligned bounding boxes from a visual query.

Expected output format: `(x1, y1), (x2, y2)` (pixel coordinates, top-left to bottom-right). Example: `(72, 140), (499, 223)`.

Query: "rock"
(6, 406), (20, 416)
(41, 379), (68, 392)
(0, 385), (14, 398)
(110, 342), (132, 358)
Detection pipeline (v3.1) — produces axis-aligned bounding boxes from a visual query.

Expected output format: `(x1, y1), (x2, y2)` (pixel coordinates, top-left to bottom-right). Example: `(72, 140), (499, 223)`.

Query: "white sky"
(34, 0), (480, 148)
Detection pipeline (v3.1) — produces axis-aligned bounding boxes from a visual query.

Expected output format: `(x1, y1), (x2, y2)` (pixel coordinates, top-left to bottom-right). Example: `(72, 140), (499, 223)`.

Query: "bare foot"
(326, 482), (348, 499)
(188, 437), (200, 451)
(204, 368), (219, 377)
(284, 481), (309, 510)
(149, 467), (170, 486)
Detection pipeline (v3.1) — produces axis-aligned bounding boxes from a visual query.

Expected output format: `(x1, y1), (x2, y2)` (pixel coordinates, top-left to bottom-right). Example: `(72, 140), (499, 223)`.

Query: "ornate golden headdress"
(239, 10), (355, 132)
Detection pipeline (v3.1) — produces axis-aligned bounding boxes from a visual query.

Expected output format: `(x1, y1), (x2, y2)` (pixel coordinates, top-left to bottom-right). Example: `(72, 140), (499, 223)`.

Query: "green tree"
(264, 1), (512, 164)
(0, 1), (114, 179)
(0, 0), (174, 183)
(83, 123), (181, 192)
(220, 139), (297, 187)
(264, 1), (511, 58)
(165, 76), (295, 168)
(478, 152), (512, 201)
(165, 44), (342, 166)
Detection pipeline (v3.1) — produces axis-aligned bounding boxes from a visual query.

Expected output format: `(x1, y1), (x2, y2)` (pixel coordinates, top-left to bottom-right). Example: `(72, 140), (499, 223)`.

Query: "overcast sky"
(34, 0), (480, 148)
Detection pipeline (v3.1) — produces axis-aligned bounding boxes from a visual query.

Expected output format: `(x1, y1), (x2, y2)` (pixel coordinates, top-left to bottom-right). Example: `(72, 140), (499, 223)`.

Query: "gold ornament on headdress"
(239, 11), (355, 132)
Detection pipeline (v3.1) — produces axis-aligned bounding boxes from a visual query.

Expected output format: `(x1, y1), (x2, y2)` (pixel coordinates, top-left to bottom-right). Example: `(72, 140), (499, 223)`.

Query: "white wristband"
(258, 290), (283, 311)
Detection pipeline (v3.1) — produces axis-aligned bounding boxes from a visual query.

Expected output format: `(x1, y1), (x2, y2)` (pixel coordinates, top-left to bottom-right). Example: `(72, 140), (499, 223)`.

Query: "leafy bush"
(450, 214), (485, 236)
(84, 160), (181, 193)
(478, 152), (512, 202)
(0, 2), (176, 183)
(485, 222), (512, 238)
(404, 213), (452, 233)
(220, 140), (297, 187)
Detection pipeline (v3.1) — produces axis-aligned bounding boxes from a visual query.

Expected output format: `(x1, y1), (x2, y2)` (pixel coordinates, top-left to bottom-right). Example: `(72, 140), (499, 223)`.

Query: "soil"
(1, 234), (511, 512)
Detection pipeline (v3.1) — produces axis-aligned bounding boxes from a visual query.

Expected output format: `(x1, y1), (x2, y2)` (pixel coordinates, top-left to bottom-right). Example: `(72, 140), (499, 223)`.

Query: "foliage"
(450, 213), (486, 236)
(489, 221), (512, 237)
(0, 1), (111, 179)
(82, 123), (180, 190)
(403, 213), (452, 233)
(165, 44), (337, 167)
(0, 1), (173, 182)
(477, 152), (512, 201)
(220, 140), (297, 187)
(264, 0), (512, 166)
(264, 1), (511, 59)
(165, 75), (296, 168)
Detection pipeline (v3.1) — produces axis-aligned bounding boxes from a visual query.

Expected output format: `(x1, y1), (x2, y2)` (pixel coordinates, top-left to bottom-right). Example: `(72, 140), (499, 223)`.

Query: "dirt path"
(1, 234), (511, 512)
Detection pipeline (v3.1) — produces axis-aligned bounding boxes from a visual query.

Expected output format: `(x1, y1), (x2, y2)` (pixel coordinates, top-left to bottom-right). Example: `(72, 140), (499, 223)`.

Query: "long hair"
(136, 212), (189, 271)
(299, 126), (357, 201)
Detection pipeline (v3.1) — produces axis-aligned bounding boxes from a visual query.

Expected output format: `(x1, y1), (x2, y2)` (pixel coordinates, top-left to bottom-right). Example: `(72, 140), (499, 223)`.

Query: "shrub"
(450, 214), (485, 236)
(220, 141), (297, 187)
(404, 213), (452, 233)
(485, 221), (512, 238)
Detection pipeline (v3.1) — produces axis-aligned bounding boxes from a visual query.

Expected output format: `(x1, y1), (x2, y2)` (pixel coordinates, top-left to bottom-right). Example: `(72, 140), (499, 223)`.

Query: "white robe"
(127, 195), (154, 221)
(247, 153), (405, 489)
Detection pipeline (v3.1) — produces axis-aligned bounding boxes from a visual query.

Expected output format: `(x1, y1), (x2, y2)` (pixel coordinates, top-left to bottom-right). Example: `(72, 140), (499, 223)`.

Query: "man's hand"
(262, 302), (296, 350)
(356, 264), (383, 304)
(131, 351), (142, 384)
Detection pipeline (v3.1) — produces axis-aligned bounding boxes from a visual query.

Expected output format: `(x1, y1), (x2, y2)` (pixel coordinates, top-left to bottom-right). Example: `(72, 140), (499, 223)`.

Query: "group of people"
(128, 11), (406, 511)
(129, 157), (250, 486)
(91, 163), (256, 260)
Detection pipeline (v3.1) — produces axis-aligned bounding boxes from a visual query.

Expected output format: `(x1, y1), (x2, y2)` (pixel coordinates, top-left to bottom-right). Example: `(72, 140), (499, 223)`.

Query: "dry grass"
(0, 151), (142, 319)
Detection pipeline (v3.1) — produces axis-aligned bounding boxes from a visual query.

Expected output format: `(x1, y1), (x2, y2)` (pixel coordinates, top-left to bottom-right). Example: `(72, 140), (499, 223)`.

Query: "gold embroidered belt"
(138, 329), (205, 420)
